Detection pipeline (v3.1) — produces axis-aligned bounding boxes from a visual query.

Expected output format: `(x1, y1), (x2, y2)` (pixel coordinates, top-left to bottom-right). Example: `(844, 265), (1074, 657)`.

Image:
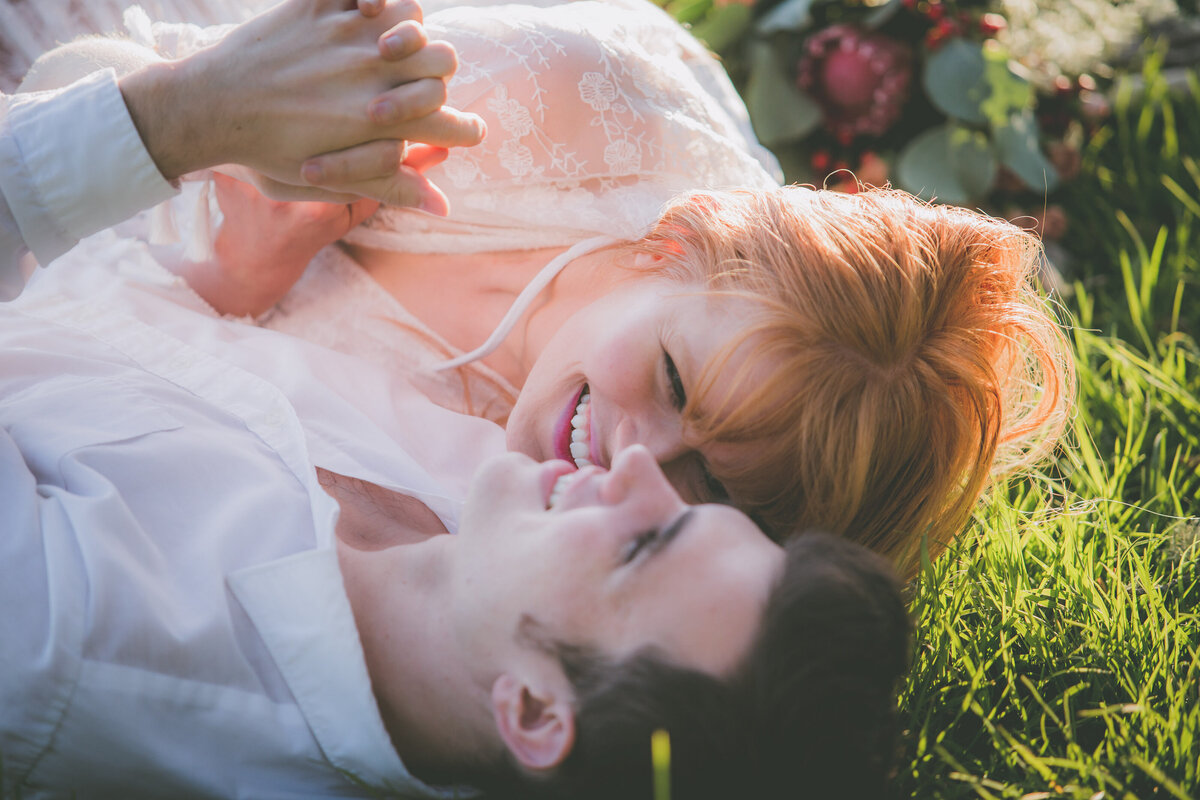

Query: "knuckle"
(405, 20), (430, 47)
(324, 156), (350, 185)
(395, 79), (445, 119)
(393, 0), (423, 23)
(449, 114), (486, 146)
(384, 176), (421, 208)
(378, 143), (402, 174)
(427, 78), (449, 108)
(423, 41), (458, 75)
(382, 20), (425, 58)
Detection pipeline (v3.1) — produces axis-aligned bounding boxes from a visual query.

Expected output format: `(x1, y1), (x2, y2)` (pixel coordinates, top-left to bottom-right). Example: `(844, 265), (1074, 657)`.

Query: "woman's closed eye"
(663, 349), (731, 504)
(664, 350), (687, 411)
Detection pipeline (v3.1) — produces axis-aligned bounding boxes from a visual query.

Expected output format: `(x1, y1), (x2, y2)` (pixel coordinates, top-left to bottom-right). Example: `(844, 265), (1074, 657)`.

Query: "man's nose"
(603, 444), (680, 506)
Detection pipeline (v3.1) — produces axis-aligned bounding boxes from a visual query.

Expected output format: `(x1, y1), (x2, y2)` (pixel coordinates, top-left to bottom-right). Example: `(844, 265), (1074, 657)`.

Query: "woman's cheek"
(592, 332), (656, 396)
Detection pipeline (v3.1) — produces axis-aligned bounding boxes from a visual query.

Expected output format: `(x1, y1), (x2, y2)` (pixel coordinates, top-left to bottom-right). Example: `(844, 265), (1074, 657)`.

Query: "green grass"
(896, 58), (1200, 799)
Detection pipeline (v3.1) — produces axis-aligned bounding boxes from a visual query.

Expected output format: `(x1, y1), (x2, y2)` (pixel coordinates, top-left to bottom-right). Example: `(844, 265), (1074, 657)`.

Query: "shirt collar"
(229, 547), (475, 799)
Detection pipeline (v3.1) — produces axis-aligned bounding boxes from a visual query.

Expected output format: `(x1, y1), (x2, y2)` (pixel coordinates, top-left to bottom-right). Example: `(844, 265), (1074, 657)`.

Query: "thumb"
(347, 198), (382, 228)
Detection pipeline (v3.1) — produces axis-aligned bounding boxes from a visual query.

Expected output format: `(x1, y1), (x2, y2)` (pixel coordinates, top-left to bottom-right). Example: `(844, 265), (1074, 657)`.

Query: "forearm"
(118, 58), (227, 180)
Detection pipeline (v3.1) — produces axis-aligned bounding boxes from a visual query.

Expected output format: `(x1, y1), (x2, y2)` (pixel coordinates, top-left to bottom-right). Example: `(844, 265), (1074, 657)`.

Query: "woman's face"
(506, 277), (767, 505)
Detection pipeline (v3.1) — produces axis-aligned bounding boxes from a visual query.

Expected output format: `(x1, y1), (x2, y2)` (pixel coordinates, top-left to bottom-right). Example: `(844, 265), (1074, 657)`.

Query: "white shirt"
(0, 69), (178, 299)
(1, 234), (504, 797)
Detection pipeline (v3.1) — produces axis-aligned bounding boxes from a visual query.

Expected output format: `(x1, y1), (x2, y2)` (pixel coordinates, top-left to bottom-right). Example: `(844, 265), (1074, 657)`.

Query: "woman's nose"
(610, 411), (689, 468)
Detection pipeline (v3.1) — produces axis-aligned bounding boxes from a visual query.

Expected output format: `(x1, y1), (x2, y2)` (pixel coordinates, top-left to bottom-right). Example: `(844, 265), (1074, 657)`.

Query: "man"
(0, 294), (907, 795)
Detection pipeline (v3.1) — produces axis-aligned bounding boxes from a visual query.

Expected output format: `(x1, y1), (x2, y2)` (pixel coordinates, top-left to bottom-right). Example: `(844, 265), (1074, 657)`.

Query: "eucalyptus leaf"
(744, 42), (822, 145)
(896, 124), (970, 205)
(979, 43), (1033, 126)
(756, 0), (817, 34)
(948, 125), (997, 198)
(995, 110), (1059, 192)
(668, 0), (713, 26)
(923, 39), (988, 125)
(691, 3), (753, 53)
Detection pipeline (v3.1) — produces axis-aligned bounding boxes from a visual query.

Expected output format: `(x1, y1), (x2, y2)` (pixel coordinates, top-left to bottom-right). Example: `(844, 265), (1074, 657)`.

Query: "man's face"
(452, 446), (784, 680)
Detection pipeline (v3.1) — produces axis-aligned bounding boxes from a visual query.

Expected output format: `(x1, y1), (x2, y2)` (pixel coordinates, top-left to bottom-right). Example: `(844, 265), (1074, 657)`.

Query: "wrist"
(119, 56), (230, 180)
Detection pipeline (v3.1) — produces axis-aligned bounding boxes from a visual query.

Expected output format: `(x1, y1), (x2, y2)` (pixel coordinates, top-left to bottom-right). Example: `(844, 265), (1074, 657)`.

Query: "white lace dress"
(9, 0), (782, 422)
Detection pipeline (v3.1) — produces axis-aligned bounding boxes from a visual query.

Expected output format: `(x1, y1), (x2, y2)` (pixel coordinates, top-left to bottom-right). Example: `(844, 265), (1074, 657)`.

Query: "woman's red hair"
(635, 186), (1072, 572)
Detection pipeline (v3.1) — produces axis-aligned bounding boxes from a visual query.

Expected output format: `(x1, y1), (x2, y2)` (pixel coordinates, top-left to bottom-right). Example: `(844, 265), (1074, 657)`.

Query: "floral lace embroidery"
(347, 0), (782, 254)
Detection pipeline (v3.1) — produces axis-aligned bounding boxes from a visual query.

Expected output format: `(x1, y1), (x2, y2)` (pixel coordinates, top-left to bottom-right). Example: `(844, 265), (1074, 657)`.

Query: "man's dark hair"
(485, 531), (911, 800)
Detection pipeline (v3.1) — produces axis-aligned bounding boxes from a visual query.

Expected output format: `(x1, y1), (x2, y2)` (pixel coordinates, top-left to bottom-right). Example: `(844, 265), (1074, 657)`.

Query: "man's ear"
(491, 673), (576, 771)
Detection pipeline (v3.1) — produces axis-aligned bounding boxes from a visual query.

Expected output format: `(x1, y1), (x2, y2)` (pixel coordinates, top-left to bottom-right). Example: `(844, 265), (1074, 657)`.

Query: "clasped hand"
(129, 0), (484, 209)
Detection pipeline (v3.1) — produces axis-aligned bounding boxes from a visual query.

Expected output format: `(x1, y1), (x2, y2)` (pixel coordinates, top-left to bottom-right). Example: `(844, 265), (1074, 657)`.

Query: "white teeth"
(547, 470), (583, 509)
(568, 389), (592, 470)
(549, 388), (595, 508)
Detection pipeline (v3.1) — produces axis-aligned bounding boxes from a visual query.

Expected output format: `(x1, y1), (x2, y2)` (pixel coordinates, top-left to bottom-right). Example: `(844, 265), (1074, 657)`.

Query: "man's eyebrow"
(650, 508), (695, 558)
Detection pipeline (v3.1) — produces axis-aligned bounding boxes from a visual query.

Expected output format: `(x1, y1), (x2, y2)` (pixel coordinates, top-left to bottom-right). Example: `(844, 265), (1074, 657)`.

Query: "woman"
(24, 0), (1072, 572)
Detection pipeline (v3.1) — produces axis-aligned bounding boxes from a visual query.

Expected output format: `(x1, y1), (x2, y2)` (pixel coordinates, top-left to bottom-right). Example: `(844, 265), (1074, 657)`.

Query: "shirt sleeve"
(0, 69), (179, 300)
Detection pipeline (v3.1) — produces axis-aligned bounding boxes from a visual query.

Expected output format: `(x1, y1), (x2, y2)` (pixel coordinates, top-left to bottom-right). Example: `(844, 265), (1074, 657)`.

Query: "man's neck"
(318, 468), (448, 550)
(336, 527), (496, 784)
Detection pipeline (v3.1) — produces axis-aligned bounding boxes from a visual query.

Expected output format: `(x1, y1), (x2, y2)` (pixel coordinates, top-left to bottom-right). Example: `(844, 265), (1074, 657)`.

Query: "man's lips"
(541, 459), (578, 507)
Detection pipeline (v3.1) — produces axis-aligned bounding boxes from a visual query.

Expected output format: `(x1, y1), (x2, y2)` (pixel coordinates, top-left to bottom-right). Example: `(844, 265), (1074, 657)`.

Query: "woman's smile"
(507, 279), (768, 504)
(567, 387), (596, 468)
(553, 383), (592, 466)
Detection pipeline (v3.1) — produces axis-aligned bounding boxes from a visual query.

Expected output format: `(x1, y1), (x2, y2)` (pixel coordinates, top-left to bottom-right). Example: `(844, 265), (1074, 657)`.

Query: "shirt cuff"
(5, 69), (179, 265)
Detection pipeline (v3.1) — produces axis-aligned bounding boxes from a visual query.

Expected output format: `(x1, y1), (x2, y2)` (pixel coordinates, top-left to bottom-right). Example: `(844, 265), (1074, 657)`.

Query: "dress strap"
(435, 234), (617, 371)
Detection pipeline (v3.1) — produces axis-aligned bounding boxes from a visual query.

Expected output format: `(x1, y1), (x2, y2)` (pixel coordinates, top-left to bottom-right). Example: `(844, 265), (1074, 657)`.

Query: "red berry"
(925, 1), (945, 21)
(979, 13), (1006, 35)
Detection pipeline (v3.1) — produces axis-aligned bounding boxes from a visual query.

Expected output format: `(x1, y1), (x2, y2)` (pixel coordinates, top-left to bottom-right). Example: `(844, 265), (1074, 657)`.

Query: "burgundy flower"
(796, 24), (913, 142)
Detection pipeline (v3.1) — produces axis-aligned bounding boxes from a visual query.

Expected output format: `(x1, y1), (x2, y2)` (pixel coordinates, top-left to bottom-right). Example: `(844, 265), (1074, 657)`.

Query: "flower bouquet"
(664, 0), (1176, 213)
